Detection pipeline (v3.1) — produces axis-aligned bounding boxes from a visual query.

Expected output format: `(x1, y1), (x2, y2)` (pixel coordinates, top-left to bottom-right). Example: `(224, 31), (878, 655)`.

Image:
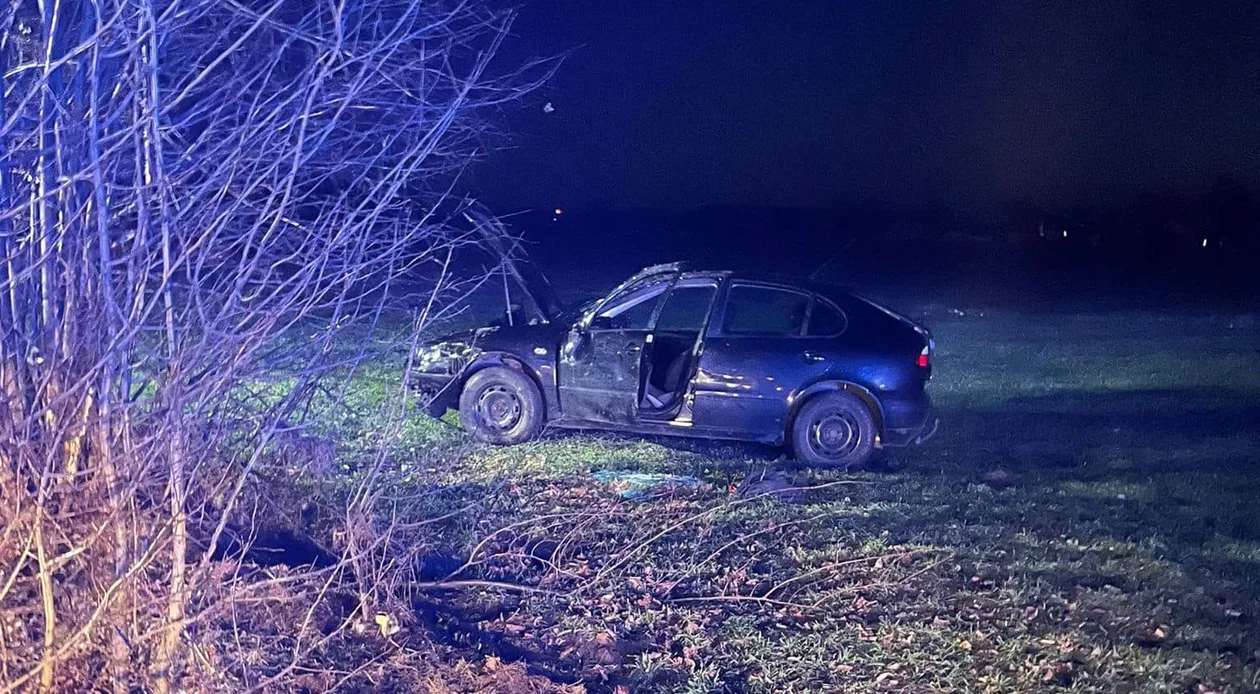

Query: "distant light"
(554, 207), (563, 216)
(1062, 230), (1068, 238)
(1202, 238), (1208, 248)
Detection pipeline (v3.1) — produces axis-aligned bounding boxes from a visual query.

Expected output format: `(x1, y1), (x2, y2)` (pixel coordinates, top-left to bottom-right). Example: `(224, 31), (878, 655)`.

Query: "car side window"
(594, 278), (671, 330)
(807, 298), (847, 336)
(655, 284), (717, 332)
(722, 285), (809, 336)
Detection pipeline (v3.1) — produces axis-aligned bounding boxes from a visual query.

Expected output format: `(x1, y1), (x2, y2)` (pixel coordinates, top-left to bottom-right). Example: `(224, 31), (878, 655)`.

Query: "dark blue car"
(416, 262), (937, 467)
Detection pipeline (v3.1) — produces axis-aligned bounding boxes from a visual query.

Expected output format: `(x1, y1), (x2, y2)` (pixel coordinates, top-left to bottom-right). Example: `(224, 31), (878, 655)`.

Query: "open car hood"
(464, 204), (563, 323)
(504, 252), (562, 323)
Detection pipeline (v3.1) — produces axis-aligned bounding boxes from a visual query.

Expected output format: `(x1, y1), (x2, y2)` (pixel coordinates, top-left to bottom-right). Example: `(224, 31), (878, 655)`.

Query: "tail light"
(916, 348), (930, 368)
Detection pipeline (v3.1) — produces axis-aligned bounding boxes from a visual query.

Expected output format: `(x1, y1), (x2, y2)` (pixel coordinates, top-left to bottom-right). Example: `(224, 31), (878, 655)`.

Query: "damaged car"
(415, 262), (937, 468)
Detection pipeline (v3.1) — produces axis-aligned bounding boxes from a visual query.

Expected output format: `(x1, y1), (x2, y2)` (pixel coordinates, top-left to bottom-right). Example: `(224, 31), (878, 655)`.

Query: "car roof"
(632, 262), (854, 299)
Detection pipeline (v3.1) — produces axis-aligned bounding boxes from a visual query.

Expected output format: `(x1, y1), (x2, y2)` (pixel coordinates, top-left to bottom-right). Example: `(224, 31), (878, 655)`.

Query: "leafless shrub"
(0, 0), (552, 690)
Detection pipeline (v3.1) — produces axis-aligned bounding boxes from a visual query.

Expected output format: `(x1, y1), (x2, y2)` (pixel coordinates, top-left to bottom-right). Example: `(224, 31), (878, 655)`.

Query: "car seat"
(642, 350), (691, 410)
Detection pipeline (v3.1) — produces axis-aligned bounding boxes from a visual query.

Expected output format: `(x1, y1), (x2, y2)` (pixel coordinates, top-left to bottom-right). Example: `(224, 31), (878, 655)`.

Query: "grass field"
(277, 296), (1260, 693)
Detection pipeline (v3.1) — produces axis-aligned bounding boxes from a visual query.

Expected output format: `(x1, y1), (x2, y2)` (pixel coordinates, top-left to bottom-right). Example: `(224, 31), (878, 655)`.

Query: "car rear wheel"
(791, 391), (877, 468)
(459, 366), (543, 445)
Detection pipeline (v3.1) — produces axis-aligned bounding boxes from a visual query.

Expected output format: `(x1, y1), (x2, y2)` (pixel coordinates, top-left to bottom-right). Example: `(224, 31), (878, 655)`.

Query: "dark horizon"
(479, 0), (1260, 221)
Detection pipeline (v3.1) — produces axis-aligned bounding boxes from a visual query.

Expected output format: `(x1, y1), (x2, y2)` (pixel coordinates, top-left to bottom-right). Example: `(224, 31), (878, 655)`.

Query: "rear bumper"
(912, 415), (939, 444)
(879, 391), (936, 447)
(883, 415), (937, 447)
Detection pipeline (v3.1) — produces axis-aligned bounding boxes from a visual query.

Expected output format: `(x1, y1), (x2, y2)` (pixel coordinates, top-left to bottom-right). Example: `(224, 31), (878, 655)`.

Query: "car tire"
(791, 391), (877, 468)
(459, 366), (544, 445)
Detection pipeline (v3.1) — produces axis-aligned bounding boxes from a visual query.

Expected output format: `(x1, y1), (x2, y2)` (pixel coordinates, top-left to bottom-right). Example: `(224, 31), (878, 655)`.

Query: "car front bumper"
(413, 372), (456, 387)
(412, 372), (460, 417)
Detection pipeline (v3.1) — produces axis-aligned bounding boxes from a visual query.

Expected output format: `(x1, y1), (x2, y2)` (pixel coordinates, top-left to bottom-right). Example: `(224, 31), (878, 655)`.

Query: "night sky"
(480, 1), (1260, 219)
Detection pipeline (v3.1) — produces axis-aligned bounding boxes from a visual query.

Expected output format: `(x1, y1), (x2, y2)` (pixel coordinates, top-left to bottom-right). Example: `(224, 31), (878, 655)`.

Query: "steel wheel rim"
(477, 385), (522, 431)
(808, 409), (861, 460)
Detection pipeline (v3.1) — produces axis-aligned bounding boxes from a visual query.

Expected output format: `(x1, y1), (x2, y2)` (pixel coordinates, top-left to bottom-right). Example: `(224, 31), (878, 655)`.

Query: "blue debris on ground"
(591, 471), (708, 500)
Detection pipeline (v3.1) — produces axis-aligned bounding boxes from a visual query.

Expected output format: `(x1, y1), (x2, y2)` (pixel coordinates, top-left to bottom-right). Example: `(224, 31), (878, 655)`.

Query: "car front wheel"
(791, 391), (877, 468)
(459, 366), (544, 445)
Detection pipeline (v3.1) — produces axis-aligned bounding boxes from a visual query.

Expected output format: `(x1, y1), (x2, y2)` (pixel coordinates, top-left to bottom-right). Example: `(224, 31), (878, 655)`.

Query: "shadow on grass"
(913, 387), (1260, 557)
(538, 386), (1260, 479)
(868, 387), (1260, 661)
(927, 386), (1260, 470)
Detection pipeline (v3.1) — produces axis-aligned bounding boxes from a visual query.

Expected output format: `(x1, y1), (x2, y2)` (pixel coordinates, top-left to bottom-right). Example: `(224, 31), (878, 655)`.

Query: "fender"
(786, 380), (886, 447)
(427, 351), (557, 419)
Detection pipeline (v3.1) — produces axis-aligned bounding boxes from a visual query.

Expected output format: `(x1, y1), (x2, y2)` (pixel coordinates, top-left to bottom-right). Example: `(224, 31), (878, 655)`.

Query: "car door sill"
(548, 417), (782, 446)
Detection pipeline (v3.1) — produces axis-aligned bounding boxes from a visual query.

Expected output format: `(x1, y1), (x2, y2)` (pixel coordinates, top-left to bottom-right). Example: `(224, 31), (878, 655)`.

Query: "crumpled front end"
(415, 339), (482, 380)
(412, 330), (489, 415)
(413, 327), (491, 387)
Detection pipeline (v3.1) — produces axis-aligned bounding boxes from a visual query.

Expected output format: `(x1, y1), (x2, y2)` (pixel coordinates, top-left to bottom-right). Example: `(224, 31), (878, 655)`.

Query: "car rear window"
(722, 285), (809, 336)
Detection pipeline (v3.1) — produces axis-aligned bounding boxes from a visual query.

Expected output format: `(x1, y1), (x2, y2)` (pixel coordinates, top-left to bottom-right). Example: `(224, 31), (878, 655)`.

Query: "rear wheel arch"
(787, 381), (885, 445)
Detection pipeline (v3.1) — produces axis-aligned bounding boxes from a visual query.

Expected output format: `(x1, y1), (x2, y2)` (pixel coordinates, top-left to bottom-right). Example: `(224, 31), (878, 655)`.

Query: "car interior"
(637, 280), (717, 415)
(640, 335), (694, 411)
(590, 275), (718, 417)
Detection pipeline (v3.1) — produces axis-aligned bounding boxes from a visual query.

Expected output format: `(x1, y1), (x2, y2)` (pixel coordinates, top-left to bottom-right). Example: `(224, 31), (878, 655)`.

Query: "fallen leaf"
(374, 613), (394, 637)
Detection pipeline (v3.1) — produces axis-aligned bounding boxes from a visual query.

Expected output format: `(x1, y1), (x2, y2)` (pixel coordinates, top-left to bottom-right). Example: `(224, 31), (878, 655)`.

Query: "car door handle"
(626, 344), (642, 354)
(802, 350), (826, 363)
